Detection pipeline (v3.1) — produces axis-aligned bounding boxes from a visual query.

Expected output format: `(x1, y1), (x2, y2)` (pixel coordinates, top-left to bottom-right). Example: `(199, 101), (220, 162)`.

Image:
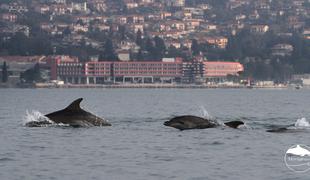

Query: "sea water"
(0, 88), (310, 180)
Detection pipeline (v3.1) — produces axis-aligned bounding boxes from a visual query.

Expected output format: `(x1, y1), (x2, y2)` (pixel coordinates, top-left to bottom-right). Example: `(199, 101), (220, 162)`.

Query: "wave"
(23, 110), (69, 127)
(199, 106), (212, 119)
(294, 117), (310, 128)
(198, 106), (225, 126)
(23, 110), (51, 124)
(237, 122), (252, 129)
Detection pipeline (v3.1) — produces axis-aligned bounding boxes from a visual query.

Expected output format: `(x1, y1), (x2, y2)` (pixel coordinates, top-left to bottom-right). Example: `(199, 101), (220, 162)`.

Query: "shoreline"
(31, 83), (289, 89)
(0, 83), (295, 89)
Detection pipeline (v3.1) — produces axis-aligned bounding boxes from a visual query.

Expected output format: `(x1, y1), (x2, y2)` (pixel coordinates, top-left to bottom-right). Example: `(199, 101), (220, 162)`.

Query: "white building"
(165, 0), (185, 7)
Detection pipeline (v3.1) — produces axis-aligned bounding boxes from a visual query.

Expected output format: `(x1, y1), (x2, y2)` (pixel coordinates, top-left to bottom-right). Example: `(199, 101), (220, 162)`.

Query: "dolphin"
(26, 98), (111, 127)
(164, 115), (244, 130)
(266, 127), (289, 133)
(265, 122), (310, 133)
(266, 127), (308, 133)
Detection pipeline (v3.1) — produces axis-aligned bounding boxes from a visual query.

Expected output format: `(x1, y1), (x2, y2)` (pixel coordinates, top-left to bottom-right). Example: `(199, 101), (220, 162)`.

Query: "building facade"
(203, 61), (244, 77)
(51, 58), (244, 84)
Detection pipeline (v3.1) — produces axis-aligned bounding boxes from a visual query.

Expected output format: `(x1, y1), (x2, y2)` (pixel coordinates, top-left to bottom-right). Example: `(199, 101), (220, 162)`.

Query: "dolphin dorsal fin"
(65, 98), (83, 110)
(224, 121), (244, 128)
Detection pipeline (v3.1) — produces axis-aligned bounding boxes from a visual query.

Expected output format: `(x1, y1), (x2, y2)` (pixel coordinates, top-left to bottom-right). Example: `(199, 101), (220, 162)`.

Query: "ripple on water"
(0, 157), (15, 162)
(88, 164), (107, 168)
(1, 89), (310, 180)
(200, 141), (224, 146)
(148, 173), (167, 179)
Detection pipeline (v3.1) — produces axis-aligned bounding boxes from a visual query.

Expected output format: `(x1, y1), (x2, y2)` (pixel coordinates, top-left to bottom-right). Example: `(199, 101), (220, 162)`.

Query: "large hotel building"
(49, 56), (244, 84)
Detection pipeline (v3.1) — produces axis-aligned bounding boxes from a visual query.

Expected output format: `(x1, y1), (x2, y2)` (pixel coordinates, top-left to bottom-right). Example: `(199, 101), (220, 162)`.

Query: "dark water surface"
(0, 88), (310, 180)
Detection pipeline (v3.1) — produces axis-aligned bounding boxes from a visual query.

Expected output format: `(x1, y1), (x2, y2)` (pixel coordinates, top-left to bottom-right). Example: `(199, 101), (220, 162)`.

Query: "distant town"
(0, 0), (310, 88)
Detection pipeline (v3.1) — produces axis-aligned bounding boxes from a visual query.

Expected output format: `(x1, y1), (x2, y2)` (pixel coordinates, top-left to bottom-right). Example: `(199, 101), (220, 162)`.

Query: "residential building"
(199, 36), (228, 49)
(1, 13), (17, 22)
(271, 44), (294, 56)
(165, 0), (185, 7)
(203, 61), (244, 77)
(250, 25), (269, 34)
(50, 57), (244, 84)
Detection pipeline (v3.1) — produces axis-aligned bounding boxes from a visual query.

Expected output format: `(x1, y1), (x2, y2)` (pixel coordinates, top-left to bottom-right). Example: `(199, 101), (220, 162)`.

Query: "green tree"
(63, 27), (71, 36)
(28, 33), (53, 55)
(293, 58), (310, 74)
(145, 38), (153, 52)
(153, 36), (166, 60)
(191, 39), (200, 56)
(136, 29), (143, 47)
(137, 49), (144, 61)
(4, 31), (53, 56)
(290, 33), (310, 74)
(118, 25), (126, 41)
(167, 45), (180, 57)
(20, 63), (43, 83)
(144, 37), (154, 60)
(99, 39), (119, 61)
(271, 61), (293, 82)
(225, 35), (243, 59)
(0, 0), (11, 3)
(2, 61), (8, 83)
(6, 32), (29, 55)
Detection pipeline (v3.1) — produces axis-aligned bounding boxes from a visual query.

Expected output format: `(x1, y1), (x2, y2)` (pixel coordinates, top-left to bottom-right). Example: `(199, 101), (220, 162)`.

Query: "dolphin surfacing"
(266, 127), (308, 133)
(164, 115), (244, 130)
(27, 98), (111, 127)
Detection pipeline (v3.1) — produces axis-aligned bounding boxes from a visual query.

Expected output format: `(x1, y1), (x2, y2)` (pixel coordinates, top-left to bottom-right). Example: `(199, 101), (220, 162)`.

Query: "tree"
(167, 45), (179, 58)
(225, 35), (243, 59)
(76, 19), (84, 26)
(4, 31), (53, 56)
(137, 49), (144, 61)
(271, 61), (293, 82)
(28, 33), (53, 55)
(153, 36), (166, 60)
(6, 32), (29, 55)
(144, 37), (155, 60)
(33, 63), (41, 80)
(191, 39), (200, 56)
(99, 39), (119, 61)
(63, 27), (71, 36)
(20, 63), (43, 83)
(2, 61), (8, 83)
(118, 25), (126, 41)
(145, 38), (154, 52)
(136, 29), (143, 47)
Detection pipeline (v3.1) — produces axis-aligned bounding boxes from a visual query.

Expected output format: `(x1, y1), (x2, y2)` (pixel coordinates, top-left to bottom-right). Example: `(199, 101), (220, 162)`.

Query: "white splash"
(23, 110), (52, 125)
(199, 106), (213, 120)
(295, 117), (310, 128)
(237, 122), (252, 129)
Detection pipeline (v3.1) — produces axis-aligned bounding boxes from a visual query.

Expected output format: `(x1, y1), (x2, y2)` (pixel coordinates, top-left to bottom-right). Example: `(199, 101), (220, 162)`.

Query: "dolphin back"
(164, 115), (216, 130)
(45, 98), (111, 127)
(224, 121), (244, 128)
(65, 98), (83, 110)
